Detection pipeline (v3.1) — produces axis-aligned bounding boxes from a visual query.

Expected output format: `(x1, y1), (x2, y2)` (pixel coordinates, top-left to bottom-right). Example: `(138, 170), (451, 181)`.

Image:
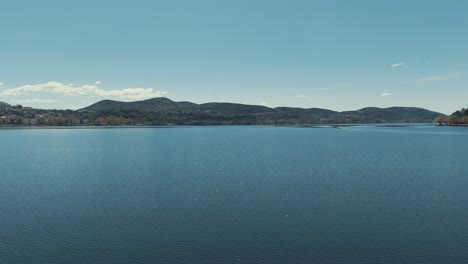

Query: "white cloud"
(391, 62), (406, 68)
(414, 72), (464, 83)
(295, 94), (306, 98)
(11, 98), (58, 104)
(0, 81), (3, 86)
(95, 80), (101, 85)
(0, 81), (167, 100)
(381, 92), (392, 97)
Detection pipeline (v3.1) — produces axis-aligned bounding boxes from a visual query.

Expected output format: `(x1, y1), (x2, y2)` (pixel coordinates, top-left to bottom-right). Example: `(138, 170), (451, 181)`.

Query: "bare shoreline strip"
(0, 123), (437, 130)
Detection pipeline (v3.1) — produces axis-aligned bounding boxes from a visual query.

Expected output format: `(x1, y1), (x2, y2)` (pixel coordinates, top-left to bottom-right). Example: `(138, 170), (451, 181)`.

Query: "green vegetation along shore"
(1, 98), (444, 127)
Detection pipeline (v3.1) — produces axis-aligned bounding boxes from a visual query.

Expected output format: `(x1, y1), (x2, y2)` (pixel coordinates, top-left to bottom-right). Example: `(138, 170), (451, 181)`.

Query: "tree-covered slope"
(79, 98), (443, 125)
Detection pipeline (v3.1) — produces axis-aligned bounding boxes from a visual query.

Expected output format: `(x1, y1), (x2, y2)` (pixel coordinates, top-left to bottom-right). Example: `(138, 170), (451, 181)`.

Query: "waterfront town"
(1, 101), (77, 126)
(0, 101), (128, 126)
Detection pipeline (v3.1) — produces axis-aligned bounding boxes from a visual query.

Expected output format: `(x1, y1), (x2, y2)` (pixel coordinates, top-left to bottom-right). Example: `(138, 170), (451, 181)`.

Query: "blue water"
(1, 126), (467, 263)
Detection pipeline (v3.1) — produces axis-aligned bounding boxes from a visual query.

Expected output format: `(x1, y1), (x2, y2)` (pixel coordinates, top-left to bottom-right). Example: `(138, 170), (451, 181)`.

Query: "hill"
(82, 97), (197, 111)
(79, 97), (443, 126)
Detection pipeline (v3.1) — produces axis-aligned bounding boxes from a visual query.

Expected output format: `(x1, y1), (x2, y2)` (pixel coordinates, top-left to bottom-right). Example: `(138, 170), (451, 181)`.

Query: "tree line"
(435, 108), (468, 125)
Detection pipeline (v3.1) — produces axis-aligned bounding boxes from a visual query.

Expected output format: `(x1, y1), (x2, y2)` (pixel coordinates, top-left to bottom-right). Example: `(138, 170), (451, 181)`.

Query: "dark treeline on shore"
(1, 98), (445, 127)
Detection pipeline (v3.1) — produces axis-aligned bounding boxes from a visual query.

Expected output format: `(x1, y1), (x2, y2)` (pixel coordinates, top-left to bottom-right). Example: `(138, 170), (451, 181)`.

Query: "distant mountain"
(79, 97), (443, 125)
(339, 107), (444, 123)
(82, 97), (197, 111)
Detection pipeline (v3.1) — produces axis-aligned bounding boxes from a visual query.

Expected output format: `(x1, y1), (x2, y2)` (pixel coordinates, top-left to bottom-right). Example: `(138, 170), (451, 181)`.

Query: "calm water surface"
(1, 126), (467, 263)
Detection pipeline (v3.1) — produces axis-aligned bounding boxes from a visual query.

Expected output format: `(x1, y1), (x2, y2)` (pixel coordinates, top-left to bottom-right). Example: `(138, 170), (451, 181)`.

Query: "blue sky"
(0, 0), (467, 113)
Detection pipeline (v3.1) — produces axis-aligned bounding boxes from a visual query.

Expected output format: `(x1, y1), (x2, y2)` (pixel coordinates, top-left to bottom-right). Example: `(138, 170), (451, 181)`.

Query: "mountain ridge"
(78, 97), (444, 125)
(82, 97), (436, 114)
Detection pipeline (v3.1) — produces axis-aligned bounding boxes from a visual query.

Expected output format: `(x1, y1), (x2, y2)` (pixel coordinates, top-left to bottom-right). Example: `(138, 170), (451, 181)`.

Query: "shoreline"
(0, 123), (438, 130)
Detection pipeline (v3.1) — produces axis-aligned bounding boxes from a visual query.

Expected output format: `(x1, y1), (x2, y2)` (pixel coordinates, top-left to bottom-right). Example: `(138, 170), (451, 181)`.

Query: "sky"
(0, 0), (467, 114)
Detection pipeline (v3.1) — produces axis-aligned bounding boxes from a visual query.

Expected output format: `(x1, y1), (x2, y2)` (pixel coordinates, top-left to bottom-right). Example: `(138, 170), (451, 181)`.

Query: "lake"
(1, 126), (467, 263)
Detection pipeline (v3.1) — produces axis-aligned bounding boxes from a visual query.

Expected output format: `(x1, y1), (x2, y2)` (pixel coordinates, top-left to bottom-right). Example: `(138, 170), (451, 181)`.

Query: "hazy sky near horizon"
(0, 0), (467, 114)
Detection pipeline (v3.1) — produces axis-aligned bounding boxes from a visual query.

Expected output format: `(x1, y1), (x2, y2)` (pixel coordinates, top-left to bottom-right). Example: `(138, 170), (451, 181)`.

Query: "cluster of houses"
(0, 102), (53, 125)
(0, 114), (52, 125)
(0, 101), (109, 126)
